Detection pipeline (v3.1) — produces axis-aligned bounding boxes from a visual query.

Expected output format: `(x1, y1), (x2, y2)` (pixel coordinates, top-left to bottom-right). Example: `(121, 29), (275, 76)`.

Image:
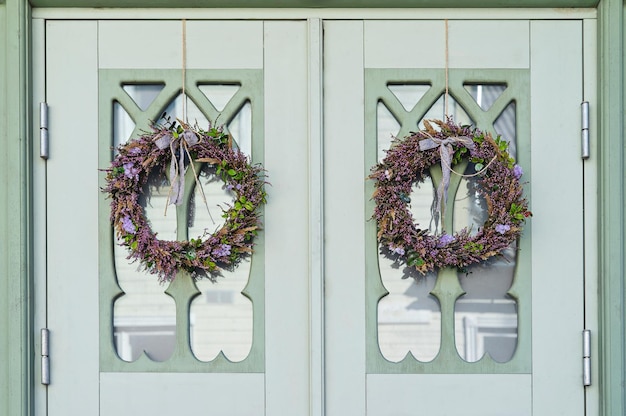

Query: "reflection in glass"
(191, 267), (253, 362)
(376, 94), (442, 362)
(123, 83), (165, 111)
(419, 95), (472, 129)
(453, 164), (489, 237)
(454, 254), (518, 363)
(464, 83), (507, 111)
(387, 84), (430, 111)
(113, 176), (178, 362)
(378, 270), (441, 362)
(113, 101), (135, 150)
(452, 96), (518, 363)
(198, 84), (241, 112)
(377, 101), (400, 162)
(495, 101), (517, 155)
(113, 241), (177, 362)
(163, 94), (210, 128)
(188, 165), (254, 362)
(228, 101), (252, 157)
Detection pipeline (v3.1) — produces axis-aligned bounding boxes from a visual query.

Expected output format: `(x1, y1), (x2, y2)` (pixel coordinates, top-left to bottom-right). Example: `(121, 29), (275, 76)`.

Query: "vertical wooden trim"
(308, 17), (325, 416)
(31, 16), (47, 416)
(598, 0), (626, 415)
(582, 16), (600, 414)
(0, 0), (32, 415)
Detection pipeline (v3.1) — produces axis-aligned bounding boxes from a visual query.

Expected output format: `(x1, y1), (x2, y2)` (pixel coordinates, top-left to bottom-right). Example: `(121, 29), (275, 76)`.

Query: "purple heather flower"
(225, 183), (242, 192)
(437, 233), (455, 247)
(212, 244), (232, 258)
(129, 147), (142, 154)
(513, 164), (523, 179)
(121, 216), (136, 234)
(123, 162), (139, 179)
(495, 224), (511, 234)
(389, 244), (405, 256)
(385, 170), (392, 180)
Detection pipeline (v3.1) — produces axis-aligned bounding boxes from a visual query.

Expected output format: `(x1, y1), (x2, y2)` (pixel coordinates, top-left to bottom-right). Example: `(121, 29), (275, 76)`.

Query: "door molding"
(25, 0), (600, 8)
(0, 3), (623, 416)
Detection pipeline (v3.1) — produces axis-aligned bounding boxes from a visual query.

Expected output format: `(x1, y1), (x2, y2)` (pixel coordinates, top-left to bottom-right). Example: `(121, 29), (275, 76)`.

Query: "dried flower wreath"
(369, 119), (531, 274)
(103, 121), (266, 282)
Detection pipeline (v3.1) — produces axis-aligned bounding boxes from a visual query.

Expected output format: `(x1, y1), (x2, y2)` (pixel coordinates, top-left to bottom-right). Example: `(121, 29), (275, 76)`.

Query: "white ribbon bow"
(419, 135), (474, 232)
(154, 130), (200, 206)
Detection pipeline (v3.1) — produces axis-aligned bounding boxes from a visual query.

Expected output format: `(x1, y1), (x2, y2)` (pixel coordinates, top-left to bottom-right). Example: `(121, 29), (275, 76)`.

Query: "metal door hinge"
(583, 329), (591, 387)
(41, 328), (50, 385)
(581, 101), (590, 160)
(40, 102), (49, 160)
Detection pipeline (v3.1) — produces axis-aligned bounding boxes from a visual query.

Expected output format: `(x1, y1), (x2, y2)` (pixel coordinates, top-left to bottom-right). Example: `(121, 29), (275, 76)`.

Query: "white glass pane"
(454, 251), (518, 363)
(378, 270), (441, 362)
(464, 84), (507, 111)
(198, 84), (241, 112)
(494, 101), (517, 157)
(228, 101), (252, 157)
(187, 165), (254, 362)
(122, 83), (165, 111)
(113, 101), (135, 149)
(388, 84), (430, 111)
(377, 101), (401, 162)
(419, 94), (472, 129)
(452, 168), (489, 237)
(163, 94), (210, 128)
(113, 234), (176, 362)
(191, 267), (253, 362)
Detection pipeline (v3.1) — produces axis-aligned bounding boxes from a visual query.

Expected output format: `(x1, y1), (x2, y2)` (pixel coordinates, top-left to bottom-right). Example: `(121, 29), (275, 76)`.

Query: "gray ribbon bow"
(154, 130), (200, 206)
(419, 135), (474, 232)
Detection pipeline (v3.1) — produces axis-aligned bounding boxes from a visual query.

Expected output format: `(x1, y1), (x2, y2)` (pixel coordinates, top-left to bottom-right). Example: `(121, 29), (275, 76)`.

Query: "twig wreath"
(369, 119), (531, 274)
(103, 120), (267, 282)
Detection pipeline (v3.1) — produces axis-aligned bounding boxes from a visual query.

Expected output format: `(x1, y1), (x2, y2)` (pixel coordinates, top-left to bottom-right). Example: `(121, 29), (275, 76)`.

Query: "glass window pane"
(122, 83), (165, 111)
(198, 84), (241, 112)
(464, 83), (507, 111)
(454, 254), (518, 363)
(387, 84), (430, 111)
(378, 270), (441, 362)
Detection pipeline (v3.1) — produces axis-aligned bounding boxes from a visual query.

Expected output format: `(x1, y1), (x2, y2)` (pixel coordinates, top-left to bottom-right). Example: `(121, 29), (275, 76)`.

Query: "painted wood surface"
(1, 4), (623, 416)
(325, 18), (587, 415)
(43, 19), (311, 416)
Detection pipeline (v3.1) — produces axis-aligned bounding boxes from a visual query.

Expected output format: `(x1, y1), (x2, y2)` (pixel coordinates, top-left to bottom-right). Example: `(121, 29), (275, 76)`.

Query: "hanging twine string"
(424, 21), (498, 232)
(182, 18), (188, 122)
(444, 19), (449, 118)
(161, 19), (215, 224)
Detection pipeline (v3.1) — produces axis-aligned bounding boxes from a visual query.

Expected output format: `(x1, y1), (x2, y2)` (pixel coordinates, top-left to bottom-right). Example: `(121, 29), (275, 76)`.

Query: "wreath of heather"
(103, 121), (267, 282)
(369, 119), (531, 274)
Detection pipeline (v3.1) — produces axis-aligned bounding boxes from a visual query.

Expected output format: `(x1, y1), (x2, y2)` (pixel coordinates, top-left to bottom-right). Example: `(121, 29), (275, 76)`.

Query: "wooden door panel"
(46, 19), (310, 416)
(324, 19), (585, 415)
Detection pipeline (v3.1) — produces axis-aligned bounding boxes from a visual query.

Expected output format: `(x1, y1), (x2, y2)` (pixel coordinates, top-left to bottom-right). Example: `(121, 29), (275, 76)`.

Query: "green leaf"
(474, 163), (484, 172)
(228, 169), (237, 177)
(406, 252), (424, 267)
(130, 241), (138, 250)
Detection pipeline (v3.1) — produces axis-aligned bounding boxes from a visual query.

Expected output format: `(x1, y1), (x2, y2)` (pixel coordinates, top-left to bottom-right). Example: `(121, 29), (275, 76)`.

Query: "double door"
(36, 15), (594, 415)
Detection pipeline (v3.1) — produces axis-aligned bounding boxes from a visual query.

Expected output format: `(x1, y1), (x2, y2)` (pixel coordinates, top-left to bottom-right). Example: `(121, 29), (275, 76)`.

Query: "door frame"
(1, 2), (624, 416)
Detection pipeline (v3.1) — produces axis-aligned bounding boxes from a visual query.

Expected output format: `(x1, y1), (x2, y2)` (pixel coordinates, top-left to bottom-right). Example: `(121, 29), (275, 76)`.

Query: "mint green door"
(322, 18), (596, 415)
(41, 19), (313, 416)
(37, 13), (596, 416)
